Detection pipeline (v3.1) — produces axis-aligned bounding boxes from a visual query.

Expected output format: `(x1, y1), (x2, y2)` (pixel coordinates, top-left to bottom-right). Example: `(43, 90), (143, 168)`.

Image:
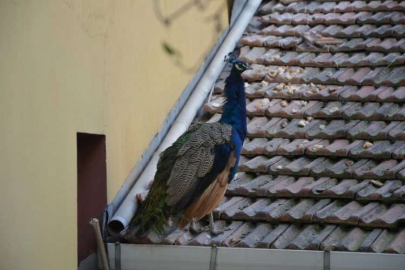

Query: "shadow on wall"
(153, 0), (227, 74)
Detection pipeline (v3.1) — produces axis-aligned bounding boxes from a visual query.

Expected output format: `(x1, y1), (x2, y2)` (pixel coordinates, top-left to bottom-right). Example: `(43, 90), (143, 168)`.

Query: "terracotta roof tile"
(140, 0), (405, 253)
(369, 229), (396, 252)
(385, 228), (405, 253)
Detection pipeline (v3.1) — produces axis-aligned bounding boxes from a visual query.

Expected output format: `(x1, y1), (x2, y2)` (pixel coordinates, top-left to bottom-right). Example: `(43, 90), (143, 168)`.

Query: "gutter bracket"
(324, 250), (330, 270)
(209, 246), (218, 270)
(115, 242), (121, 270)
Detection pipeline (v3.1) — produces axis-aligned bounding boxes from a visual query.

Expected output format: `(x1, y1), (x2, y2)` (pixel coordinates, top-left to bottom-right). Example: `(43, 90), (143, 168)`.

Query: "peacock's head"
(224, 53), (252, 73)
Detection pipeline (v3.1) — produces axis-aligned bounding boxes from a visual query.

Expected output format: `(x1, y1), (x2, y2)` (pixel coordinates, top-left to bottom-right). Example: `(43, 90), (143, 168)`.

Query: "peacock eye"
(235, 64), (243, 70)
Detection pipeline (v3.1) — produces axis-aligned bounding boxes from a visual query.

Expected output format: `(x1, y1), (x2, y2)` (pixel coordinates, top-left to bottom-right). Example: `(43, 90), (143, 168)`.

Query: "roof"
(137, 0), (405, 254)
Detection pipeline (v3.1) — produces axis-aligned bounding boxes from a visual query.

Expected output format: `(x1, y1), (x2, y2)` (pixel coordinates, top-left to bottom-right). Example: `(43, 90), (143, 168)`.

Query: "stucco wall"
(0, 0), (228, 269)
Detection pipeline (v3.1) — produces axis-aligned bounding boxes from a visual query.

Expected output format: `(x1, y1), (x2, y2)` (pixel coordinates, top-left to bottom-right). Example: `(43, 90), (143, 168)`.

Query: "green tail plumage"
(126, 124), (203, 238)
(130, 180), (168, 236)
(128, 145), (176, 237)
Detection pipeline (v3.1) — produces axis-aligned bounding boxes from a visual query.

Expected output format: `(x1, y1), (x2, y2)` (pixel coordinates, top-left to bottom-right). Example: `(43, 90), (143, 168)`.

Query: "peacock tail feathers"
(128, 123), (204, 236)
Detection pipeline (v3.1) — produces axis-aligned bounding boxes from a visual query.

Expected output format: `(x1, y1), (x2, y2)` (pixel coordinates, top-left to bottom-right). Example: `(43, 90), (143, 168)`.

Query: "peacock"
(124, 55), (251, 241)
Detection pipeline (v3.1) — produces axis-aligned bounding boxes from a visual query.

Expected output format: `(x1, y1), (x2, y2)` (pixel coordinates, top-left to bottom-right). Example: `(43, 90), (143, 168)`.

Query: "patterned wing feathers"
(165, 123), (232, 207)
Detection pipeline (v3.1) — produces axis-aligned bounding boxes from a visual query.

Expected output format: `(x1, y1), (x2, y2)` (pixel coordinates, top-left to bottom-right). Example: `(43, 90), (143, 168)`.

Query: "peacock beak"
(246, 65), (253, 70)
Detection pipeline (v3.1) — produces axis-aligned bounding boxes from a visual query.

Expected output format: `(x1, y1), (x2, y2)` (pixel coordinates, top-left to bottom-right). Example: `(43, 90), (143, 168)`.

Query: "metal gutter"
(107, 0), (262, 236)
(107, 244), (405, 270)
(230, 0), (248, 25)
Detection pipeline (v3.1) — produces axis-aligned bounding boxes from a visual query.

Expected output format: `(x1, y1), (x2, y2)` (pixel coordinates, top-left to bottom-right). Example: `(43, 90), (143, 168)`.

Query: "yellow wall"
(0, 0), (228, 269)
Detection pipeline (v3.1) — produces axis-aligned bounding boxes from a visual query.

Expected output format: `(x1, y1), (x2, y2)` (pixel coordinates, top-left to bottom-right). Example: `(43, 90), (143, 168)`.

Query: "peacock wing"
(165, 122), (233, 207)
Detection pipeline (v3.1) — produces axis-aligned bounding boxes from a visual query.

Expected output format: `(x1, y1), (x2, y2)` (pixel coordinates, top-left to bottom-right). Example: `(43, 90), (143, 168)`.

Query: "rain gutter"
(107, 0), (262, 236)
(107, 244), (405, 270)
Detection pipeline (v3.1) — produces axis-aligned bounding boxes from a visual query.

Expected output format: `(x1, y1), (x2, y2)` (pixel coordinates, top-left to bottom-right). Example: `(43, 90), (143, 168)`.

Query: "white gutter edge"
(107, 244), (405, 270)
(107, 0), (262, 236)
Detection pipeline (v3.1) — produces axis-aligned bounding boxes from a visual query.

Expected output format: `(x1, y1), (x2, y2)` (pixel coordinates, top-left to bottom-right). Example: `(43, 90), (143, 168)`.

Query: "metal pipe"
(108, 0), (262, 236)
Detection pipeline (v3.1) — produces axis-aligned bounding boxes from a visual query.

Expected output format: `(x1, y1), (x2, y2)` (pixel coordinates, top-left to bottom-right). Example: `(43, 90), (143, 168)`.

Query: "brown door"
(77, 133), (107, 266)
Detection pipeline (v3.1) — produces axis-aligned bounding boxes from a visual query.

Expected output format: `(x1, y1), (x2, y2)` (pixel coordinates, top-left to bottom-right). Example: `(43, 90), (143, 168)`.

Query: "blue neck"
(219, 68), (247, 140)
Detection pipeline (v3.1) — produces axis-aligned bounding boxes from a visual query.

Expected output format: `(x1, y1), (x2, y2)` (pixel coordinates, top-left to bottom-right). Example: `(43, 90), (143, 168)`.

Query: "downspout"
(108, 0), (262, 236)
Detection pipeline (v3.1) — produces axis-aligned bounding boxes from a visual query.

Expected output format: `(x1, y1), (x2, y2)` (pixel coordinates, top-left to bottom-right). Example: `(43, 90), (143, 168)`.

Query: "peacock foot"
(189, 220), (202, 234)
(208, 212), (225, 236)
